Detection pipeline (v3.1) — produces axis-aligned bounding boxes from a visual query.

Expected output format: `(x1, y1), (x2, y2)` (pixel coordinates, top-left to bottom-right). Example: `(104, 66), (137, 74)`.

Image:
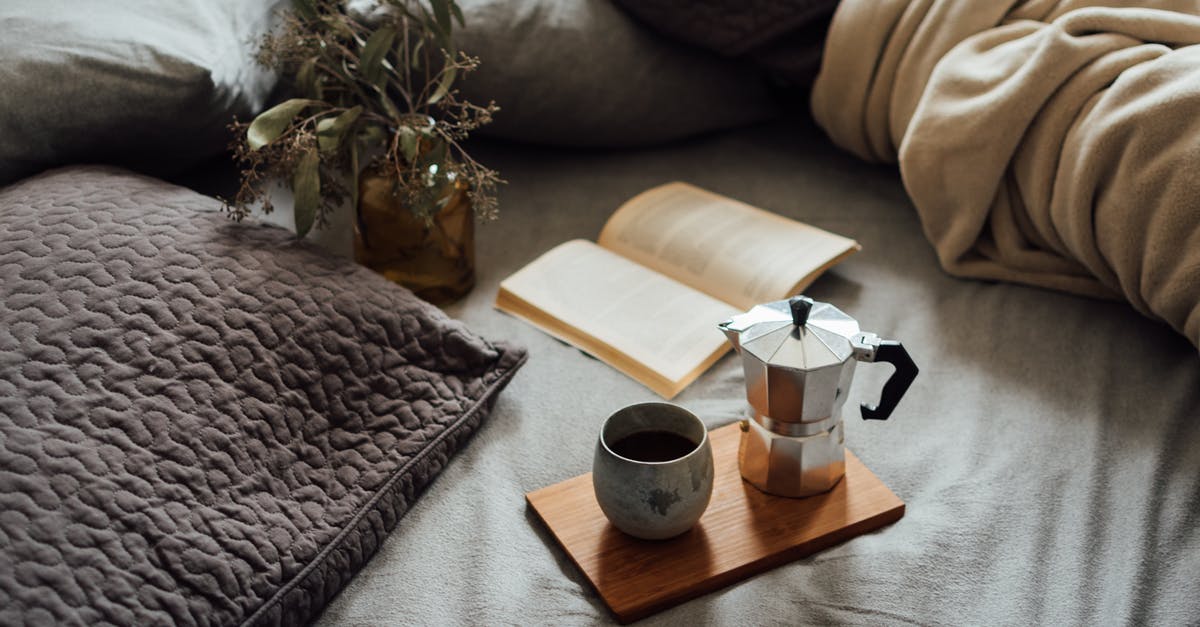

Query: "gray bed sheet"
(315, 119), (1200, 625)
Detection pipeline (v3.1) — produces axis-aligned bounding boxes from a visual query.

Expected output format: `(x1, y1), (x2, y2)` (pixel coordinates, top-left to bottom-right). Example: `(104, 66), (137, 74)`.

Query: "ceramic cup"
(592, 402), (714, 540)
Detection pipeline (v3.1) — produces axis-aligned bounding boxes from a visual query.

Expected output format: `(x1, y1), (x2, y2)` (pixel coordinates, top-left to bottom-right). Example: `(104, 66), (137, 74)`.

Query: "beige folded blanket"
(812, 1), (1200, 348)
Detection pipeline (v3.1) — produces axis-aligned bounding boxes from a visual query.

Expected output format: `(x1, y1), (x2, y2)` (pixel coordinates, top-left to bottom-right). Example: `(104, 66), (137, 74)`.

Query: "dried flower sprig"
(223, 0), (501, 236)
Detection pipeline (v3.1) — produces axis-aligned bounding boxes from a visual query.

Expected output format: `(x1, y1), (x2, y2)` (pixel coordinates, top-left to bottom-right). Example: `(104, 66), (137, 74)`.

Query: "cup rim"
(599, 402), (709, 466)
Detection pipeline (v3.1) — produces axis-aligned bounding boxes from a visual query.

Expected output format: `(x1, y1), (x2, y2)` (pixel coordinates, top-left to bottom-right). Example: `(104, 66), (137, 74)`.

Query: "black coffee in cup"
(610, 430), (698, 463)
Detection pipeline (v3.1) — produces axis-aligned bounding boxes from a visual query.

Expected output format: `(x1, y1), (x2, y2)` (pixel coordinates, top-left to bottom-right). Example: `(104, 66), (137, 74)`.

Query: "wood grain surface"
(526, 423), (905, 623)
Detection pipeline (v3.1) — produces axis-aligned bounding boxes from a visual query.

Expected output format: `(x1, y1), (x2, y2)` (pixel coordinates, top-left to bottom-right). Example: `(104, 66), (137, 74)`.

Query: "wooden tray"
(526, 422), (905, 623)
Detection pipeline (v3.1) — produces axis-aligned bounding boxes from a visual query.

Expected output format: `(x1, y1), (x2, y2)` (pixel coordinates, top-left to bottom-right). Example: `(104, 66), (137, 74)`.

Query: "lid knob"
(789, 296), (814, 327)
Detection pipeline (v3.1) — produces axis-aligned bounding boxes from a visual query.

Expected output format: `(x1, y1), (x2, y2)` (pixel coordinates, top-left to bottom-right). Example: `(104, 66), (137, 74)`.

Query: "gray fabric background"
(314, 118), (1200, 625)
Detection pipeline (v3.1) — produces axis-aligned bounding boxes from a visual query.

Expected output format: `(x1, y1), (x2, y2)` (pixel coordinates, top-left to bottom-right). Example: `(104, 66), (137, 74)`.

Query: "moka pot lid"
(729, 296), (861, 371)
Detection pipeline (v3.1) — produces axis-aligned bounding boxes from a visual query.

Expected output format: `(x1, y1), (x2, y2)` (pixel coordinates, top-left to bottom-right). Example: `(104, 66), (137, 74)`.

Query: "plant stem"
(402, 17), (413, 109)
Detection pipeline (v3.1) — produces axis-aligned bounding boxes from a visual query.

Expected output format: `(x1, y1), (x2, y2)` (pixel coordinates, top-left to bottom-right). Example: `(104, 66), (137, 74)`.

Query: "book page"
(597, 182), (859, 311)
(496, 240), (738, 397)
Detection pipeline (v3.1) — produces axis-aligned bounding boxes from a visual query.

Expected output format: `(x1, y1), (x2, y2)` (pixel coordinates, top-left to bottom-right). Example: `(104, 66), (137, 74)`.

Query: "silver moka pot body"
(718, 296), (918, 498)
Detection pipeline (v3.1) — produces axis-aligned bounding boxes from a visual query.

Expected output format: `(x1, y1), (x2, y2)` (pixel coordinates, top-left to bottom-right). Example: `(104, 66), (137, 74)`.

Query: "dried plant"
(224, 0), (501, 236)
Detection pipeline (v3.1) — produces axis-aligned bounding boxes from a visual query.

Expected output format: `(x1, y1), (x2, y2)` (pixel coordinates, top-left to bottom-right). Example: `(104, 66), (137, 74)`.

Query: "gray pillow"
(610, 0), (839, 88)
(453, 0), (780, 145)
(0, 1), (282, 185)
(0, 167), (526, 625)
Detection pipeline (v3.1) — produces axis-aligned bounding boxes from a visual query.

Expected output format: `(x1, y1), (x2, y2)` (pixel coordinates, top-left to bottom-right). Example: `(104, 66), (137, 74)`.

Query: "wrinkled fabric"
(813, 1), (1200, 348)
(315, 121), (1200, 626)
(0, 167), (525, 626)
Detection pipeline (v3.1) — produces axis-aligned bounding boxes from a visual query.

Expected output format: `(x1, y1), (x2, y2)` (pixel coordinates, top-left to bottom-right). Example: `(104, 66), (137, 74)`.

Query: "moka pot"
(718, 296), (918, 498)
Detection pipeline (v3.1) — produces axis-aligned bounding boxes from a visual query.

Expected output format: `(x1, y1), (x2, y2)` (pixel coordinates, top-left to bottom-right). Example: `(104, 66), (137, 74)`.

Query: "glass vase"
(354, 169), (475, 305)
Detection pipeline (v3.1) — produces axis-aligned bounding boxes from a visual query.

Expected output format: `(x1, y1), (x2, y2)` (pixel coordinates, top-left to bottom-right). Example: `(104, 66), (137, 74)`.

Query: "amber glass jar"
(354, 169), (475, 305)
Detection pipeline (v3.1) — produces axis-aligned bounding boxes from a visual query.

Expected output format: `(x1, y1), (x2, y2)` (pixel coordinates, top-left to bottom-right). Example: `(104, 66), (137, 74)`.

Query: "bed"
(2, 0), (1198, 624)
(316, 118), (1200, 625)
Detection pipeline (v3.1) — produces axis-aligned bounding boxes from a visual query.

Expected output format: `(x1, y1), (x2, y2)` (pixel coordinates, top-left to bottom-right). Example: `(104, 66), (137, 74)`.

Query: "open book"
(495, 182), (859, 398)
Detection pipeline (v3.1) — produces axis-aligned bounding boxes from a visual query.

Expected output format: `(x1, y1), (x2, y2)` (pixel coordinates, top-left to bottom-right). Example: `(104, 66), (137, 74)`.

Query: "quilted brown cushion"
(0, 167), (526, 625)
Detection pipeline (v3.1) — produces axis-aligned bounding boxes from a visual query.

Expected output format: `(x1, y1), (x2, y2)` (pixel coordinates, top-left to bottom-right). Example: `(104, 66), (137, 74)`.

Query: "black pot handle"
(860, 341), (918, 421)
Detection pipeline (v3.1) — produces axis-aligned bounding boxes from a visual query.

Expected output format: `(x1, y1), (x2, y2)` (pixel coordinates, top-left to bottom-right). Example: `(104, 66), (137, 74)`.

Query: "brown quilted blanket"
(812, 1), (1200, 348)
(0, 168), (525, 625)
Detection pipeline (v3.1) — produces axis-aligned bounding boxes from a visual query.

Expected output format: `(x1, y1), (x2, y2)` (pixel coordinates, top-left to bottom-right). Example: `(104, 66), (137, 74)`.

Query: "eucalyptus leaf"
(316, 118), (335, 149)
(427, 65), (456, 105)
(316, 106), (362, 154)
(418, 5), (451, 51)
(247, 99), (321, 150)
(359, 124), (386, 147)
(417, 5), (436, 31)
(293, 147), (321, 238)
(380, 57), (398, 83)
(397, 126), (419, 163)
(378, 91), (402, 120)
(431, 0), (452, 35)
(360, 26), (396, 87)
(410, 38), (424, 70)
(296, 57), (320, 99)
(449, 0), (465, 27)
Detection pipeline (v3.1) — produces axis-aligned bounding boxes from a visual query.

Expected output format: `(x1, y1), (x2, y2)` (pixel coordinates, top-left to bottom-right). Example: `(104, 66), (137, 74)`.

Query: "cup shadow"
(592, 520), (717, 616)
